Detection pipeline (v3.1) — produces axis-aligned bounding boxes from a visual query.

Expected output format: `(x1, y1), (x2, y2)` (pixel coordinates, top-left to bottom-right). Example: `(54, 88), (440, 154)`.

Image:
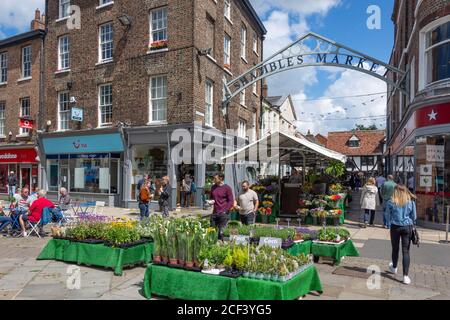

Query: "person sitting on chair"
(58, 187), (71, 211)
(19, 190), (55, 237)
(0, 205), (12, 236)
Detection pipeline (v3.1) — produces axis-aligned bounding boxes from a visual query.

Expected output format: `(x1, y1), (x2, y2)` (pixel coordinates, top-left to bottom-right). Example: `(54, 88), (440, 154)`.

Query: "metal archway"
(222, 32), (407, 109)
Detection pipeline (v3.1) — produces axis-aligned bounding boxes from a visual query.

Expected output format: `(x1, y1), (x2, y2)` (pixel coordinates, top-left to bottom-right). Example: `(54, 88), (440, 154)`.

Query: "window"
(149, 76), (167, 122)
(253, 31), (258, 54)
(58, 91), (70, 131)
(240, 25), (247, 60)
(240, 89), (246, 106)
(238, 119), (247, 139)
(99, 84), (113, 126)
(0, 102), (5, 136)
(20, 97), (30, 134)
(348, 135), (360, 147)
(205, 80), (213, 127)
(224, 0), (231, 20)
(58, 35), (70, 70)
(425, 20), (450, 84)
(150, 7), (168, 44)
(22, 46), (31, 78)
(99, 23), (113, 62)
(206, 16), (215, 58)
(59, 0), (70, 19)
(224, 34), (231, 67)
(252, 113), (256, 142)
(252, 69), (257, 94)
(0, 53), (7, 83)
(361, 156), (375, 167)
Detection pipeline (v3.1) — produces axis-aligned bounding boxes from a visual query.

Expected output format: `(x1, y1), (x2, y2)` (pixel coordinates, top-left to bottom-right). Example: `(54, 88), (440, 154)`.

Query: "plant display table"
(285, 241), (312, 256)
(143, 264), (322, 300)
(311, 240), (359, 265)
(37, 239), (154, 276)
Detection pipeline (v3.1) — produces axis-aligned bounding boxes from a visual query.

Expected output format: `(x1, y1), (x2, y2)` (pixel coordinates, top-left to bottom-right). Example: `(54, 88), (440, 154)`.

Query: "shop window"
(70, 156), (110, 194)
(0, 165), (8, 194)
(47, 158), (59, 192)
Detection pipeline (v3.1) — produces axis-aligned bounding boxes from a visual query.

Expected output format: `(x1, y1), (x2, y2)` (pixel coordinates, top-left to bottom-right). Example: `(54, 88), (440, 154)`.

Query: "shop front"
(389, 102), (450, 230)
(39, 130), (125, 206)
(0, 147), (39, 194)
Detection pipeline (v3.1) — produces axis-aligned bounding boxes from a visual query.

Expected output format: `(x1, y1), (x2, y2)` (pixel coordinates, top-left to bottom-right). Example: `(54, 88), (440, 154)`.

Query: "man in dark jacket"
(8, 171), (17, 197)
(158, 176), (171, 218)
(209, 173), (234, 239)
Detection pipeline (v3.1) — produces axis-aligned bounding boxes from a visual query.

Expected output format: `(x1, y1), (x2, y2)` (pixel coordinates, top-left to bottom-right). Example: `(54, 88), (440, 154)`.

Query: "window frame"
(253, 31), (258, 54)
(238, 119), (247, 139)
(98, 22), (114, 63)
(224, 0), (231, 21)
(240, 25), (247, 60)
(22, 46), (31, 79)
(205, 79), (214, 127)
(0, 101), (5, 136)
(149, 7), (168, 46)
(58, 35), (70, 71)
(224, 34), (231, 67)
(419, 15), (450, 90)
(58, 91), (70, 131)
(149, 75), (168, 123)
(98, 84), (113, 127)
(19, 97), (31, 135)
(0, 52), (7, 83)
(240, 88), (246, 106)
(59, 0), (71, 19)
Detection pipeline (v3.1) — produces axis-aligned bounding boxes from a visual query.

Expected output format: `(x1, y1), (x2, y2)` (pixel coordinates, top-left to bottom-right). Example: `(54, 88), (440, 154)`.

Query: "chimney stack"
(31, 9), (45, 31)
(262, 79), (268, 98)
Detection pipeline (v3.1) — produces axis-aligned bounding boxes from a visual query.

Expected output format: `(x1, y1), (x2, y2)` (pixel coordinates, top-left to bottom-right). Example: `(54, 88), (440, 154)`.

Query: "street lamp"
(118, 15), (132, 29)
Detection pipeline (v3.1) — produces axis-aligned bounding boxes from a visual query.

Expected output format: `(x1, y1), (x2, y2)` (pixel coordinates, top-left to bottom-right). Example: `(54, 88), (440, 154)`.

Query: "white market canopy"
(222, 131), (346, 166)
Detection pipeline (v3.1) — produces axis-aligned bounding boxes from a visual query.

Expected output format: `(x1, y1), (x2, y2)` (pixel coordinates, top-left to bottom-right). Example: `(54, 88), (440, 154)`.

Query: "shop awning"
(222, 131), (346, 166)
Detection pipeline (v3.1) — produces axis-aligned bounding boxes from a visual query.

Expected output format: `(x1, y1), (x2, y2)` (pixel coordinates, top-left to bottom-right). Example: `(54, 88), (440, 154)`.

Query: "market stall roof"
(222, 131), (347, 166)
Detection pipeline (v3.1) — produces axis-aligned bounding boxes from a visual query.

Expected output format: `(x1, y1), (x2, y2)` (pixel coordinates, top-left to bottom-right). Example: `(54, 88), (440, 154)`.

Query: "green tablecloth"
(311, 240), (359, 265)
(143, 264), (322, 300)
(286, 241), (312, 256)
(37, 239), (154, 276)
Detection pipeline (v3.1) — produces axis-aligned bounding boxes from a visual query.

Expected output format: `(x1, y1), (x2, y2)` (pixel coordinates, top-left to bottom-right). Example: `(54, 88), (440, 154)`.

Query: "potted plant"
(167, 223), (179, 265)
(185, 232), (195, 268)
(278, 263), (289, 282)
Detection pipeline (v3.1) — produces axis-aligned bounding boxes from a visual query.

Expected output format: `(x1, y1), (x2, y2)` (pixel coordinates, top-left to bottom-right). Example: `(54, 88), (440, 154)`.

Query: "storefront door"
(60, 166), (69, 190)
(20, 166), (31, 189)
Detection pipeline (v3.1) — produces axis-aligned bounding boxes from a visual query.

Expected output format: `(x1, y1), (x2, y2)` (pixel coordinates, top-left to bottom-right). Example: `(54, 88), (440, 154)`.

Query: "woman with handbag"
(386, 184), (417, 285)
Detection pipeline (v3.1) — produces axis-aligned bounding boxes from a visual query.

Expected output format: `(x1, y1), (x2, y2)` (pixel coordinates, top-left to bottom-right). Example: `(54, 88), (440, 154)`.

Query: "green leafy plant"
(325, 160), (346, 179)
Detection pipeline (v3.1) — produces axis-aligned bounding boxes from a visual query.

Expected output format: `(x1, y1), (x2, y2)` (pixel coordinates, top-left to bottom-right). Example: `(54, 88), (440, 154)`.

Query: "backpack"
(139, 187), (150, 202)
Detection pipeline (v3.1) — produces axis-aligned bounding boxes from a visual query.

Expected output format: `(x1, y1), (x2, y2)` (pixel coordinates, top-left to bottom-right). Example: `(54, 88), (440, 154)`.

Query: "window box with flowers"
(150, 40), (168, 52)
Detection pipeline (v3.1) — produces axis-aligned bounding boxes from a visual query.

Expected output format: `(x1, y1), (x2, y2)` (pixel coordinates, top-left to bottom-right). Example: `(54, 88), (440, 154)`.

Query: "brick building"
(386, 0), (450, 229)
(38, 0), (266, 207)
(0, 10), (45, 195)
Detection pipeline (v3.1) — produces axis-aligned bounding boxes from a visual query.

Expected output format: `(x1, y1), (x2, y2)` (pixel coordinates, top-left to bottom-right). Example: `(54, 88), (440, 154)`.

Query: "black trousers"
(210, 212), (229, 239)
(390, 224), (412, 276)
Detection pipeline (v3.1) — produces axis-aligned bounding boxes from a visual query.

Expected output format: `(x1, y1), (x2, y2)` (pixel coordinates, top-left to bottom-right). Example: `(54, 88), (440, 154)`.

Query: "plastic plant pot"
(271, 274), (279, 282)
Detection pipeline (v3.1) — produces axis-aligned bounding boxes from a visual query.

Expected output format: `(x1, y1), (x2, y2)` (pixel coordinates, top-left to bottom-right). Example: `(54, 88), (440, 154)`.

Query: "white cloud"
(251, 0), (341, 17)
(294, 69), (388, 135)
(0, 0), (44, 38)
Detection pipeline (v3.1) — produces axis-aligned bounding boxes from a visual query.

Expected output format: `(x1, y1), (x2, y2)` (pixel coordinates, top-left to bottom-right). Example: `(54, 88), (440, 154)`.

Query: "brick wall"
(0, 34), (44, 142)
(44, 0), (264, 136)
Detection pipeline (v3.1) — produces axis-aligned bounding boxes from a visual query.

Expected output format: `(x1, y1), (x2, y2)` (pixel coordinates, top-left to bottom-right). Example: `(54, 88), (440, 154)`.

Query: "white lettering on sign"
(0, 153), (18, 160)
(259, 237), (282, 248)
(230, 235), (249, 245)
(426, 145), (445, 163)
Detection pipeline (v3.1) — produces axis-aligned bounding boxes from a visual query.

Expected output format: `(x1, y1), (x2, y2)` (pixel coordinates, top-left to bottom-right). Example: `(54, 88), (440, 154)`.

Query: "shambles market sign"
(223, 32), (407, 103)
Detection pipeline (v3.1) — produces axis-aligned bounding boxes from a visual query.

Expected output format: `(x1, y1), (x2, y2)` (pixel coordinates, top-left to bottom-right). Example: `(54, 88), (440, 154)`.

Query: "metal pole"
(441, 206), (450, 244)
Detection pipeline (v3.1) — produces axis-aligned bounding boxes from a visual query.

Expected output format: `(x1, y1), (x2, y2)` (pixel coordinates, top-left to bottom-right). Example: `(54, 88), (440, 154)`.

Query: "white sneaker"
(403, 275), (411, 285)
(389, 262), (397, 274)
(22, 231), (27, 237)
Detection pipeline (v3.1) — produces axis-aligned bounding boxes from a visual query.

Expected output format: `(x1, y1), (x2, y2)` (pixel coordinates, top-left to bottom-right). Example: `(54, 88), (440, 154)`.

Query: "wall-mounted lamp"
(118, 15), (132, 28)
(198, 48), (212, 56)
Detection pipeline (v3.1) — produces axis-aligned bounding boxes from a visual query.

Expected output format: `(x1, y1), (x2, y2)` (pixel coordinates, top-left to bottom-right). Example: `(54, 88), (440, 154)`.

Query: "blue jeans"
(362, 209), (375, 224)
(0, 216), (12, 232)
(139, 203), (149, 219)
(383, 204), (391, 228)
(8, 185), (16, 197)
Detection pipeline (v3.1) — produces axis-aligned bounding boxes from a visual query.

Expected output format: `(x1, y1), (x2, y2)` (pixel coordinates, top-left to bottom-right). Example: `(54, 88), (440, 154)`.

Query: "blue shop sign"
(43, 133), (124, 155)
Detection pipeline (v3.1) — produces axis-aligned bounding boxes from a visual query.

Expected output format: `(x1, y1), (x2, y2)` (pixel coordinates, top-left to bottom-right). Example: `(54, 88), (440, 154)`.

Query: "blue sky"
(0, 0), (395, 135)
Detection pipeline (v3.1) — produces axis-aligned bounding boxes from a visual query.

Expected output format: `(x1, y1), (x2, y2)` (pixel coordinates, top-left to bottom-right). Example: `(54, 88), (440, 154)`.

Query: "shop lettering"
(0, 153), (18, 160)
(236, 54), (379, 88)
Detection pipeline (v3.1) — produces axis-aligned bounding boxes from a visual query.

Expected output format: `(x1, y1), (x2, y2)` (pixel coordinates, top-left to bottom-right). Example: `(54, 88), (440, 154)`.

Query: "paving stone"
(15, 284), (68, 300)
(0, 290), (21, 300)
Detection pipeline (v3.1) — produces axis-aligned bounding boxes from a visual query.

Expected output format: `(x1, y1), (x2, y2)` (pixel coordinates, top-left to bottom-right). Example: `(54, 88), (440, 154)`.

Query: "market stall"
(222, 132), (347, 224)
(36, 214), (154, 276)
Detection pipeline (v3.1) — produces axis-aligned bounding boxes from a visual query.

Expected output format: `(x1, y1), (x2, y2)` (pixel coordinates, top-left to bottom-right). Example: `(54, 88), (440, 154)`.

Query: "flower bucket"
(264, 274), (271, 281)
(153, 256), (162, 263)
(256, 273), (264, 280)
(243, 272), (250, 278)
(185, 261), (194, 268)
(279, 276), (287, 282)
(271, 274), (279, 282)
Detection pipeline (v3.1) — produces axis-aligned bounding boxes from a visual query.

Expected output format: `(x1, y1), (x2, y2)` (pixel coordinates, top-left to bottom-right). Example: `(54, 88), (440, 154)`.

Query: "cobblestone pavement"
(0, 205), (449, 300)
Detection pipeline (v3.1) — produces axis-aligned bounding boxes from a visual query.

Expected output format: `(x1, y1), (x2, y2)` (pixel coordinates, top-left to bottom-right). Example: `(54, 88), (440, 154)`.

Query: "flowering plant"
(150, 40), (168, 51)
(329, 209), (343, 217)
(328, 194), (342, 202)
(329, 183), (344, 194)
(296, 208), (309, 217)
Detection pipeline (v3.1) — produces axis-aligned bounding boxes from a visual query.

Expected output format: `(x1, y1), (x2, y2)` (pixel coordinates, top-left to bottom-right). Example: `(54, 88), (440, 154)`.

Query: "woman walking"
(386, 185), (416, 285)
(360, 177), (379, 228)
